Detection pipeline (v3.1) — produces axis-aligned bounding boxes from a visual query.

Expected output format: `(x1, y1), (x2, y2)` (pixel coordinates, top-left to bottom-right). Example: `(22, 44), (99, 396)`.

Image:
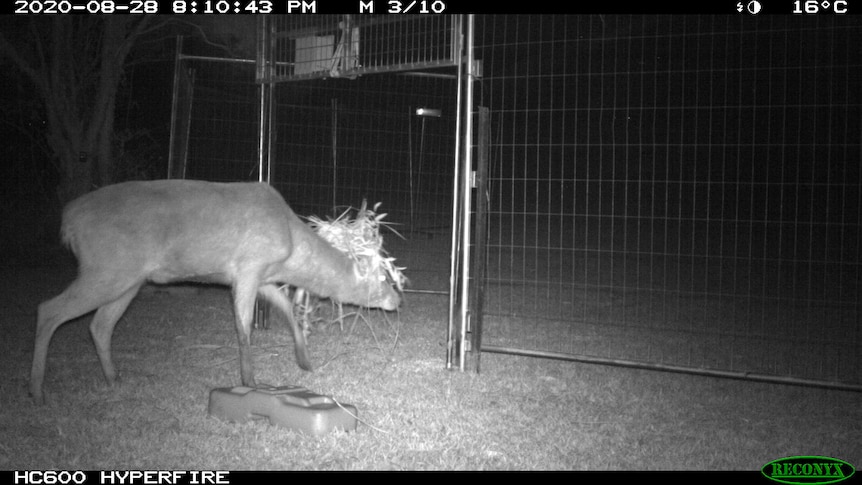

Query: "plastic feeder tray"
(208, 385), (358, 436)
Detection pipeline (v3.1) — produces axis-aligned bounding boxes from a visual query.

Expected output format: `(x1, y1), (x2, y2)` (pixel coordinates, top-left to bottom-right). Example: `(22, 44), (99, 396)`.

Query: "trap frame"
(169, 14), (862, 391)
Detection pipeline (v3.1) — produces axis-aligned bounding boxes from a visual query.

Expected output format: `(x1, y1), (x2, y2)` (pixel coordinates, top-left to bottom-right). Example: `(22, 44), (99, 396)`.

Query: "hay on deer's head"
(306, 200), (407, 291)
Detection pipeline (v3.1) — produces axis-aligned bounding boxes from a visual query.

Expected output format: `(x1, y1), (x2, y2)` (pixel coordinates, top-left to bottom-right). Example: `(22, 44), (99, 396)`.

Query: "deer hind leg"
(89, 283), (144, 386)
(31, 271), (142, 404)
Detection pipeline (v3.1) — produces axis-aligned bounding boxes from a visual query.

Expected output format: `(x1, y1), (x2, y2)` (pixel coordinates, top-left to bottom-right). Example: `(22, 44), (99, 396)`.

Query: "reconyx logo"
(762, 456), (856, 485)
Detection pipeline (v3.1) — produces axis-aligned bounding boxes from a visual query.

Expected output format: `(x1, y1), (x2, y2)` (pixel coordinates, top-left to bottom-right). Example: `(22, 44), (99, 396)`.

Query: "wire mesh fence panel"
(177, 56), (261, 183)
(472, 15), (861, 388)
(259, 15), (462, 292)
(270, 74), (457, 292)
(172, 19), (461, 293)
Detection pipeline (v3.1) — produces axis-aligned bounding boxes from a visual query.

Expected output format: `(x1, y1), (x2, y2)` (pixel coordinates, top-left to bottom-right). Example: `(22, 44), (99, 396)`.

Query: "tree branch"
(0, 30), (44, 93)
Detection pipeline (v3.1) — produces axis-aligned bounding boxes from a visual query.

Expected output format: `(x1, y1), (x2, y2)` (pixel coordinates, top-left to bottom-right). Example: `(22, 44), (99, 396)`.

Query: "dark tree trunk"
(0, 16), (158, 206)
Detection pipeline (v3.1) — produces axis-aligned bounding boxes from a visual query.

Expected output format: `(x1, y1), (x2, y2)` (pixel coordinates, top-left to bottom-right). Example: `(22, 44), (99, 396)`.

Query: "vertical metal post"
(408, 106), (415, 232)
(469, 106), (490, 373)
(446, 14), (466, 369)
(167, 36), (182, 179)
(167, 36), (192, 180)
(254, 16), (274, 329)
(331, 98), (338, 215)
(457, 14), (476, 371)
(256, 16), (273, 184)
(447, 14), (476, 371)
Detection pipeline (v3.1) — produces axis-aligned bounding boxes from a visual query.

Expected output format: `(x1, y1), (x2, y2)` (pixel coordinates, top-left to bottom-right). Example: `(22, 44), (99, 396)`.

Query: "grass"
(1, 261), (861, 470)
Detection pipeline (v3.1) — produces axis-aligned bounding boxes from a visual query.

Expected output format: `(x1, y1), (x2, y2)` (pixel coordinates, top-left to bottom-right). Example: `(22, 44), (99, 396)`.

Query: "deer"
(30, 180), (402, 404)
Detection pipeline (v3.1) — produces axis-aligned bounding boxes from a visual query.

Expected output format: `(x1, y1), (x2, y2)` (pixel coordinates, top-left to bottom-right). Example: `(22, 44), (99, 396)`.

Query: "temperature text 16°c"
(792, 0), (849, 13)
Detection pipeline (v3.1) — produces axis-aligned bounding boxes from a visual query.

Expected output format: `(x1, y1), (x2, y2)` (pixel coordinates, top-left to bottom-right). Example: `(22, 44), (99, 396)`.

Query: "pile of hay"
(306, 200), (407, 291)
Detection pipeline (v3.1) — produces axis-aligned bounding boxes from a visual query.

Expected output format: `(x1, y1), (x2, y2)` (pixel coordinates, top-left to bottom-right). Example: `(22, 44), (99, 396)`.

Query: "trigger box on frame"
(208, 385), (358, 436)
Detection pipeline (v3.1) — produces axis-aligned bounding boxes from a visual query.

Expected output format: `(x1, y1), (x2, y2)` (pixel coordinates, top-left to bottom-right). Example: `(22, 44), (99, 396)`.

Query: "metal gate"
(170, 16), (465, 295)
(256, 15), (463, 294)
(453, 15), (862, 391)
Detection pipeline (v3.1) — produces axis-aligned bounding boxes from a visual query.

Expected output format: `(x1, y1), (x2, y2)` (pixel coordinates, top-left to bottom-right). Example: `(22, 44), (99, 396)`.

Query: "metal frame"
(456, 15), (861, 391)
(256, 15), (466, 327)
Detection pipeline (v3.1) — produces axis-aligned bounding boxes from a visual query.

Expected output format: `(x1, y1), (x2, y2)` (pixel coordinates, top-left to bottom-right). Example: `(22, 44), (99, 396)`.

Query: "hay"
(306, 200), (407, 291)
